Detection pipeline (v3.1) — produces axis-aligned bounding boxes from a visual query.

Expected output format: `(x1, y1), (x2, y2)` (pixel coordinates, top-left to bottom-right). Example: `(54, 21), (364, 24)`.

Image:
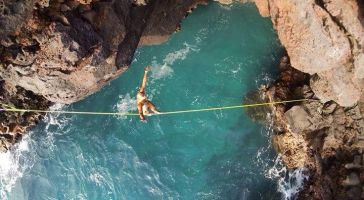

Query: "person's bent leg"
(137, 103), (146, 121)
(147, 101), (160, 114)
(143, 104), (151, 116)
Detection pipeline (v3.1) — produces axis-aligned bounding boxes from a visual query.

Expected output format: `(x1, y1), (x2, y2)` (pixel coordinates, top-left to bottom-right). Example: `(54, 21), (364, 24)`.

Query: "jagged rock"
(215, 0), (233, 4)
(76, 0), (93, 5)
(356, 141), (364, 149)
(254, 0), (269, 17)
(354, 54), (364, 80)
(243, 89), (271, 124)
(255, 0), (364, 199)
(346, 106), (363, 120)
(0, 0), (207, 104)
(302, 85), (314, 99)
(272, 132), (308, 168)
(345, 163), (362, 170)
(133, 0), (147, 5)
(343, 173), (360, 187)
(322, 102), (337, 115)
(254, 0), (364, 107)
(0, 0), (34, 38)
(284, 106), (311, 133)
(311, 67), (361, 107)
(347, 187), (362, 200)
(322, 0), (364, 48)
(354, 155), (362, 165)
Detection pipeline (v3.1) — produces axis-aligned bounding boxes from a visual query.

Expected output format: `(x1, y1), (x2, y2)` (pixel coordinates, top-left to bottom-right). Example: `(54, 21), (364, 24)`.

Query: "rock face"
(253, 0), (364, 198)
(266, 56), (364, 200)
(0, 80), (51, 152)
(255, 0), (364, 107)
(0, 0), (208, 151)
(0, 0), (207, 104)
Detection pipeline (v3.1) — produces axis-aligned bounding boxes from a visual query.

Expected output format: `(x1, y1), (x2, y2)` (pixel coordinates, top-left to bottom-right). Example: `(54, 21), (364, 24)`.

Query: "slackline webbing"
(0, 99), (309, 117)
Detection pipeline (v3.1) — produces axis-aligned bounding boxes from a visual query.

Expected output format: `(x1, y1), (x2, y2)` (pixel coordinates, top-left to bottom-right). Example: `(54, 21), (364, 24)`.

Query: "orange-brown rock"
(0, 0), (207, 104)
(254, 0), (364, 107)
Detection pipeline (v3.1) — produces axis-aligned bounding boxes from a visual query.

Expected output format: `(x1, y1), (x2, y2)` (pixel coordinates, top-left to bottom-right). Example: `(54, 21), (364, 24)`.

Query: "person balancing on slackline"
(137, 66), (160, 121)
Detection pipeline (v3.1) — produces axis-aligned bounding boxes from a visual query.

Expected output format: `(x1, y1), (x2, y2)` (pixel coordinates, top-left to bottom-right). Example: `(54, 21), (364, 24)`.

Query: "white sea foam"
(151, 43), (199, 80)
(89, 172), (106, 186)
(115, 94), (136, 119)
(266, 156), (309, 200)
(255, 112), (308, 200)
(0, 103), (69, 199)
(0, 135), (34, 199)
(255, 73), (275, 88)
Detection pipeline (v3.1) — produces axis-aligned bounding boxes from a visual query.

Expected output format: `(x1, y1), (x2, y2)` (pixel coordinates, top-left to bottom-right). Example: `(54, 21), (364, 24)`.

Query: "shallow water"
(1, 3), (294, 200)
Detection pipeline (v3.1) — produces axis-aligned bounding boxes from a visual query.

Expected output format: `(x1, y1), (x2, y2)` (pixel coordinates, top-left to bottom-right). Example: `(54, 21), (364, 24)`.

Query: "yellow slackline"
(0, 99), (309, 117)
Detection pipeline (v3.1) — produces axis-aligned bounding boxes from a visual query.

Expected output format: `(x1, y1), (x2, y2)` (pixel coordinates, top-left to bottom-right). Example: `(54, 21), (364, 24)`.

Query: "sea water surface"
(0, 3), (304, 200)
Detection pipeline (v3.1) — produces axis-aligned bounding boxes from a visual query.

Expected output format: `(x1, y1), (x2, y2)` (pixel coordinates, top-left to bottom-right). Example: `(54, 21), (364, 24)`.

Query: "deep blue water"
(0, 3), (287, 200)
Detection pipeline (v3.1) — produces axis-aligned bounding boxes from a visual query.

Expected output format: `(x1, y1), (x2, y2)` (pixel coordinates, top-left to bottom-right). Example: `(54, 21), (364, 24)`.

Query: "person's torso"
(137, 92), (148, 104)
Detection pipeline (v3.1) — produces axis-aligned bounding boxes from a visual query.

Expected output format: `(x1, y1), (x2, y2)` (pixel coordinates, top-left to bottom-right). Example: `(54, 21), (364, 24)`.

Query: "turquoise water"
(1, 3), (286, 200)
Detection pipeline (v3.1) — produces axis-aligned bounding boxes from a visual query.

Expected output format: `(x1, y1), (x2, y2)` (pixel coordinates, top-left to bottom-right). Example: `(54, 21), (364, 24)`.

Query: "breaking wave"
(0, 135), (33, 199)
(255, 112), (309, 200)
(266, 156), (309, 200)
(0, 104), (67, 199)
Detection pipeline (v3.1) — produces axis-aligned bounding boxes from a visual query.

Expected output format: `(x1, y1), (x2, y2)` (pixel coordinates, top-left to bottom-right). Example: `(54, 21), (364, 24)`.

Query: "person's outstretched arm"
(139, 66), (151, 93)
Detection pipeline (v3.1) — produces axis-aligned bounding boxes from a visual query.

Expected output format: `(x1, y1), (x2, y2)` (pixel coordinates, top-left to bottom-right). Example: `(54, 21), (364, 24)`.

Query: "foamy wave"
(0, 135), (34, 199)
(89, 172), (107, 186)
(266, 156), (309, 200)
(115, 94), (136, 119)
(151, 43), (199, 79)
(0, 104), (70, 199)
(255, 73), (275, 88)
(255, 112), (308, 199)
(150, 63), (174, 80)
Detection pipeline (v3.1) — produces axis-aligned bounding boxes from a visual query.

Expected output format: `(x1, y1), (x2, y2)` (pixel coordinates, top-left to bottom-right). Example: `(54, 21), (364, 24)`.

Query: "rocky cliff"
(252, 0), (364, 199)
(255, 0), (364, 107)
(0, 0), (206, 104)
(0, 0), (206, 150)
(1, 0), (364, 198)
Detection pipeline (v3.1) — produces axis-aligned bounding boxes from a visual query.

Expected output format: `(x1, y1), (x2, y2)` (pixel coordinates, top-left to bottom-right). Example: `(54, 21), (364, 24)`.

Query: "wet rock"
(347, 186), (362, 200)
(354, 155), (362, 165)
(243, 89), (271, 124)
(343, 172), (360, 187)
